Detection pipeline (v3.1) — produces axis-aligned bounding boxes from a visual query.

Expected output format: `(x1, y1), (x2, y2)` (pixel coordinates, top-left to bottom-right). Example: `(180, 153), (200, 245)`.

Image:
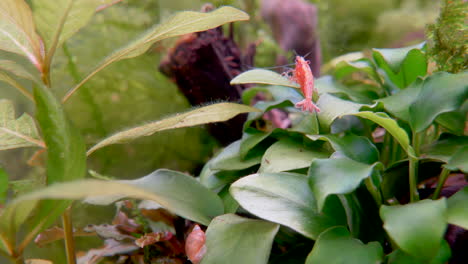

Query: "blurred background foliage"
(0, 0), (441, 261)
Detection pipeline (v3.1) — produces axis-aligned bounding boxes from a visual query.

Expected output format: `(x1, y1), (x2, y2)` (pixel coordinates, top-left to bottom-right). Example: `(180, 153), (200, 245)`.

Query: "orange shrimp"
(288, 56), (320, 113)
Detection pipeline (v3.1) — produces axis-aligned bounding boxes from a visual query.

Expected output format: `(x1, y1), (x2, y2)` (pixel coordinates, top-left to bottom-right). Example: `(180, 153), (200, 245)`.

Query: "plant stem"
(432, 167), (451, 199)
(62, 207), (76, 264)
(409, 156), (420, 202)
(365, 177), (382, 207)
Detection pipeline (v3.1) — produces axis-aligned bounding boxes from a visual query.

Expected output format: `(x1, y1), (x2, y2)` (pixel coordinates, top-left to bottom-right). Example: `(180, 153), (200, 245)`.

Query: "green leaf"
(0, 0), (43, 69)
(447, 186), (468, 229)
(63, 6), (249, 102)
(230, 172), (346, 239)
(377, 78), (423, 122)
(409, 71), (468, 132)
(201, 214), (279, 264)
(316, 93), (363, 131)
(32, 0), (117, 56)
(305, 226), (384, 264)
(0, 99), (44, 150)
(372, 43), (426, 89)
(445, 145), (468, 173)
(421, 135), (468, 163)
(0, 167), (8, 204)
(387, 240), (451, 264)
(334, 58), (380, 82)
(2, 169), (223, 227)
(435, 110), (466, 136)
(353, 112), (415, 157)
(308, 157), (380, 211)
(239, 131), (272, 159)
(380, 199), (447, 261)
(209, 139), (262, 171)
(259, 139), (329, 173)
(0, 59), (36, 81)
(231, 69), (300, 88)
(88, 103), (259, 155)
(34, 85), (86, 183)
(218, 186), (238, 214)
(308, 134), (379, 164)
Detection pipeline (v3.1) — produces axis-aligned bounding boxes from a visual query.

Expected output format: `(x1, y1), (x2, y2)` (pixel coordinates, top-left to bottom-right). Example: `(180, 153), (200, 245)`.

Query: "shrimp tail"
(295, 99), (320, 113)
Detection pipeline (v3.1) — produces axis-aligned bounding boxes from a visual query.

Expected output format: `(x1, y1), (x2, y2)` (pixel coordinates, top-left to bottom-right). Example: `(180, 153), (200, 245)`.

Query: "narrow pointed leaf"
(64, 6), (249, 102)
(259, 139), (329, 173)
(201, 214), (279, 264)
(230, 69), (300, 88)
(230, 172), (346, 239)
(0, 0), (43, 69)
(380, 199), (447, 261)
(88, 103), (259, 155)
(32, 0), (119, 53)
(0, 99), (44, 150)
(308, 157), (380, 211)
(305, 227), (384, 264)
(409, 71), (468, 132)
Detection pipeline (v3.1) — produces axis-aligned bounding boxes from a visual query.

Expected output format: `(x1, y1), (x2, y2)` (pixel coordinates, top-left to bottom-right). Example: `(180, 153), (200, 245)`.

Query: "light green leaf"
(447, 186), (468, 229)
(0, 59), (36, 81)
(88, 103), (260, 155)
(63, 6), (249, 102)
(32, 0), (117, 56)
(409, 71), (468, 133)
(308, 157), (380, 211)
(2, 169), (222, 228)
(230, 69), (300, 88)
(445, 145), (468, 173)
(0, 0), (43, 69)
(0, 99), (44, 150)
(334, 58), (380, 82)
(239, 131), (272, 159)
(316, 93), (363, 131)
(305, 226), (384, 264)
(201, 214), (279, 264)
(353, 112), (415, 157)
(259, 139), (329, 173)
(387, 240), (451, 264)
(230, 172), (346, 239)
(380, 199), (447, 261)
(209, 139), (262, 171)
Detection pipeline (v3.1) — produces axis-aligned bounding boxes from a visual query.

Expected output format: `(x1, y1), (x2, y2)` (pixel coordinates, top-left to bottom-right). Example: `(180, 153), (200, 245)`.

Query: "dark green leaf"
(421, 135), (468, 163)
(308, 157), (380, 211)
(308, 134), (379, 164)
(436, 110), (466, 136)
(380, 199), (447, 261)
(445, 145), (468, 173)
(239, 131), (271, 159)
(218, 186), (238, 214)
(447, 186), (468, 229)
(230, 172), (346, 239)
(259, 139), (329, 173)
(305, 226), (384, 264)
(0, 167), (8, 203)
(409, 71), (468, 132)
(209, 140), (262, 171)
(201, 214), (279, 264)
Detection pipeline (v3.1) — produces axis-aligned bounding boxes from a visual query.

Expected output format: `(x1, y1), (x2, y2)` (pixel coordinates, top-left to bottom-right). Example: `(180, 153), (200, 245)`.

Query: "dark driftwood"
(159, 26), (255, 145)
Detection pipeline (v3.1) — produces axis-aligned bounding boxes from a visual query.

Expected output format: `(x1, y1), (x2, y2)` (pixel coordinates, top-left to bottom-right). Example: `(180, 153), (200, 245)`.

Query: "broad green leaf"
(0, 0), (43, 69)
(230, 172), (346, 239)
(372, 43), (426, 89)
(2, 170), (222, 227)
(447, 186), (468, 229)
(259, 139), (329, 173)
(63, 6), (249, 102)
(209, 139), (262, 171)
(316, 93), (363, 131)
(308, 157), (380, 211)
(0, 99), (44, 150)
(239, 131), (272, 159)
(387, 240), (451, 264)
(377, 78), (423, 122)
(305, 226), (384, 264)
(436, 110), (466, 136)
(334, 58), (380, 82)
(219, 186), (238, 214)
(352, 112), (415, 157)
(445, 145), (468, 173)
(409, 71), (468, 132)
(308, 134), (379, 164)
(88, 103), (260, 155)
(231, 69), (300, 88)
(34, 85), (86, 183)
(32, 0), (117, 55)
(201, 214), (279, 264)
(421, 135), (468, 163)
(0, 167), (8, 203)
(0, 71), (34, 101)
(380, 199), (447, 261)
